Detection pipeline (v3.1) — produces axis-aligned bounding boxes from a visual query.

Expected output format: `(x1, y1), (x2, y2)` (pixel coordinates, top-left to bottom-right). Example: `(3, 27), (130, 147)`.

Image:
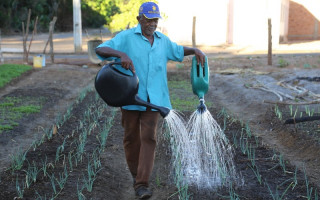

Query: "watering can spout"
(134, 96), (170, 118)
(197, 98), (207, 114)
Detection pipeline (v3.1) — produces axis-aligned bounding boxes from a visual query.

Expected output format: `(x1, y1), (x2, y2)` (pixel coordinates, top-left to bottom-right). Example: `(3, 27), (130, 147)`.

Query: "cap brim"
(143, 13), (162, 19)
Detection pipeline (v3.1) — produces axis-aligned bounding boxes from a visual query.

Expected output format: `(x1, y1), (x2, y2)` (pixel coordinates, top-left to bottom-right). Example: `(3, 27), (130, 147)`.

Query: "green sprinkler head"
(197, 98), (207, 114)
(191, 56), (209, 99)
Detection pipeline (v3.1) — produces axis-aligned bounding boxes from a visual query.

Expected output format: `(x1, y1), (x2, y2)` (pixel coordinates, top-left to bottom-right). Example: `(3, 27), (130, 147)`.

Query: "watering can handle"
(108, 62), (135, 75)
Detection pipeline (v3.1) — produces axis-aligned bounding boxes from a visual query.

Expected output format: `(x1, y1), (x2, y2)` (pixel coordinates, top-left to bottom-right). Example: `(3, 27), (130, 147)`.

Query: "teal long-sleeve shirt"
(96, 24), (184, 111)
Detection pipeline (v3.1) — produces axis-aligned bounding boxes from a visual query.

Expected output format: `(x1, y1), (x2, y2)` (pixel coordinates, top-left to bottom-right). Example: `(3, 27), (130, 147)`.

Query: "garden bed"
(0, 54), (319, 199)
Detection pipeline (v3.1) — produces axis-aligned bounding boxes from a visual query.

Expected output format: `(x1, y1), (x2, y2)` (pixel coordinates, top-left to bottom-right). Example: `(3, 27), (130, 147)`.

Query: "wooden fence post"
(26, 16), (38, 63)
(268, 18), (272, 66)
(43, 17), (57, 63)
(192, 16), (196, 48)
(23, 9), (31, 63)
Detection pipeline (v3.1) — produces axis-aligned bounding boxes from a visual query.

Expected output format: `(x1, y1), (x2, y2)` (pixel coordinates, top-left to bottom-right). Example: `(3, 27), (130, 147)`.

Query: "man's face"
(138, 15), (159, 37)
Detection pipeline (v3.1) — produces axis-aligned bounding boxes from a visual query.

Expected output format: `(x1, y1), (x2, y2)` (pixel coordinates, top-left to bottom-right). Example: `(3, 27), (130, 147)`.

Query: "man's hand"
(119, 53), (136, 73)
(183, 46), (206, 67)
(95, 47), (136, 73)
(194, 48), (206, 67)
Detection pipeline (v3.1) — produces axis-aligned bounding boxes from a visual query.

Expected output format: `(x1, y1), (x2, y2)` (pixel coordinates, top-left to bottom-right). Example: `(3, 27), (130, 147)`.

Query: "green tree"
(108, 0), (158, 33)
(82, 0), (120, 26)
(0, 0), (57, 32)
(0, 0), (159, 33)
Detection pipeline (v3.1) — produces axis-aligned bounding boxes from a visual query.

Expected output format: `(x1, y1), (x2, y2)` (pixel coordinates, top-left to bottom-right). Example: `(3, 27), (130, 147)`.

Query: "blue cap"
(139, 2), (162, 19)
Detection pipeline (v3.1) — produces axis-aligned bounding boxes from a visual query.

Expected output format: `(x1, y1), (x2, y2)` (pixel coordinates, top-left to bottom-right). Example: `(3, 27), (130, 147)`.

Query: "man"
(96, 2), (206, 199)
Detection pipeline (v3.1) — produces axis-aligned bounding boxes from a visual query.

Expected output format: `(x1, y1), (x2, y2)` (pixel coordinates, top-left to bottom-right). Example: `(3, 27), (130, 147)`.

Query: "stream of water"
(164, 109), (241, 189)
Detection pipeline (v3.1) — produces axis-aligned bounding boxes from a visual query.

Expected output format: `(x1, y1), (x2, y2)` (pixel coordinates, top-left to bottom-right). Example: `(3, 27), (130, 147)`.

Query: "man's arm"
(183, 46), (206, 66)
(96, 47), (135, 72)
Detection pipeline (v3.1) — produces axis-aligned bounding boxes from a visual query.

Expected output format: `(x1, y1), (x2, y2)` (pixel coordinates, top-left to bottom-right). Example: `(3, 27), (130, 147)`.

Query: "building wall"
(288, 0), (320, 40)
(160, 0), (281, 46)
(159, 0), (319, 46)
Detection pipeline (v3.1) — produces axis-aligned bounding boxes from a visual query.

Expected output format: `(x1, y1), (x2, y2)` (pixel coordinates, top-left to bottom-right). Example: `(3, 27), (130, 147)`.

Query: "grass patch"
(168, 79), (212, 112)
(0, 124), (14, 131)
(12, 105), (41, 113)
(0, 96), (45, 134)
(0, 64), (32, 88)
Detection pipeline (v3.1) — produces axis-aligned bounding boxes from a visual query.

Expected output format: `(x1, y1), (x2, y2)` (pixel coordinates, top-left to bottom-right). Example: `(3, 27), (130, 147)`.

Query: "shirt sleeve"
(164, 35), (184, 62)
(95, 33), (123, 61)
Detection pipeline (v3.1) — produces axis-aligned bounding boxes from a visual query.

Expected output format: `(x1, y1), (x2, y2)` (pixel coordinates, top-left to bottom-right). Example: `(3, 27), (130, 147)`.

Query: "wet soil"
(0, 53), (320, 199)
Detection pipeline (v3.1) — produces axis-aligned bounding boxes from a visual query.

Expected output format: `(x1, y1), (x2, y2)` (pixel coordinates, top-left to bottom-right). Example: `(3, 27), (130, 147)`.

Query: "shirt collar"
(135, 23), (161, 38)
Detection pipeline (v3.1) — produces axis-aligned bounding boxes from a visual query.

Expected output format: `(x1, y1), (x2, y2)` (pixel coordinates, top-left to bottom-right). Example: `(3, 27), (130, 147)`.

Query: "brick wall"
(288, 1), (319, 40)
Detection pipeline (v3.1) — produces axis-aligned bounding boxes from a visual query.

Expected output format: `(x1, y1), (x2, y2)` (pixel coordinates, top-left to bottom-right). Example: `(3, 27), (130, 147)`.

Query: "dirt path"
(0, 64), (99, 171)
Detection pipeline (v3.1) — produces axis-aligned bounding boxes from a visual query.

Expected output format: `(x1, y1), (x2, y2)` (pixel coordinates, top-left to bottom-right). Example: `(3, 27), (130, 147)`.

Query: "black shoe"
(135, 186), (152, 199)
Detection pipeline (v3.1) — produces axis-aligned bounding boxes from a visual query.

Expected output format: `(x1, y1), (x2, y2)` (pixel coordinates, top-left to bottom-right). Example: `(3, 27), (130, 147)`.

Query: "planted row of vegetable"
(0, 88), (117, 199)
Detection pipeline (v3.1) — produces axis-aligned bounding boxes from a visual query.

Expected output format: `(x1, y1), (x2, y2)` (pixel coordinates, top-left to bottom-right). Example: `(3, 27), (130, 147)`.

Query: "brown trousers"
(121, 108), (160, 189)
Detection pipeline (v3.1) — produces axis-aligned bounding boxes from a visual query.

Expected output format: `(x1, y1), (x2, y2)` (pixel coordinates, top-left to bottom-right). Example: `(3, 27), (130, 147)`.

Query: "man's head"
(137, 2), (161, 37)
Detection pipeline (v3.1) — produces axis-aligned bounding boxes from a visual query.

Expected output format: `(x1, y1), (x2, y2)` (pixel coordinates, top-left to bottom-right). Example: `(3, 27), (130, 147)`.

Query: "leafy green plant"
(26, 161), (40, 185)
(155, 173), (161, 187)
(303, 64), (312, 68)
(228, 182), (240, 200)
(10, 148), (28, 171)
(219, 107), (227, 131)
(68, 152), (74, 172)
(289, 105), (293, 116)
(305, 170), (314, 200)
(277, 58), (289, 68)
(239, 133), (249, 155)
(35, 190), (48, 200)
(15, 177), (25, 199)
(245, 123), (252, 138)
(247, 144), (256, 167)
(274, 105), (283, 120)
(249, 164), (262, 185)
(278, 154), (286, 173)
(77, 181), (86, 200)
(49, 173), (57, 195)
(56, 165), (69, 191)
(265, 179), (293, 200)
(232, 132), (238, 148)
(92, 150), (102, 171)
(55, 138), (67, 163)
(292, 167), (298, 189)
(41, 156), (48, 177)
(83, 161), (101, 192)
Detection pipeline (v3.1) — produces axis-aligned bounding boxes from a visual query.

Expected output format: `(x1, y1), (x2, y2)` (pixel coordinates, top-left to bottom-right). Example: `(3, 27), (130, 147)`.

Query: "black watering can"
(94, 62), (170, 118)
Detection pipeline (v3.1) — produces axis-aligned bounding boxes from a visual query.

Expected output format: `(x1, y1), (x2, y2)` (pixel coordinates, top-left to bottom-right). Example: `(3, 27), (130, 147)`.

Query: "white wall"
(159, 0), (282, 47)
(233, 0), (281, 47)
(159, 0), (228, 46)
